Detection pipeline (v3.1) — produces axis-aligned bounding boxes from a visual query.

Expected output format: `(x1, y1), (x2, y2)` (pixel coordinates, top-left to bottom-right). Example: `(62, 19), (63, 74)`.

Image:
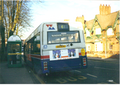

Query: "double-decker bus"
(24, 22), (87, 75)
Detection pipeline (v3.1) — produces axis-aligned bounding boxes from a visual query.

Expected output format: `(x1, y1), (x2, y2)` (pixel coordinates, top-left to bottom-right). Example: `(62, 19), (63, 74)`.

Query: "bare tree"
(0, 0), (43, 61)
(3, 0), (32, 38)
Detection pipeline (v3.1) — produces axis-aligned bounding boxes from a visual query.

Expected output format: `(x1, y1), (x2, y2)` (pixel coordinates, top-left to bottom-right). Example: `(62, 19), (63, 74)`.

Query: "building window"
(95, 42), (103, 51)
(109, 43), (113, 50)
(96, 28), (101, 35)
(118, 17), (120, 20)
(107, 28), (114, 35)
(95, 44), (97, 51)
(117, 17), (120, 25)
(86, 29), (90, 37)
(87, 44), (91, 51)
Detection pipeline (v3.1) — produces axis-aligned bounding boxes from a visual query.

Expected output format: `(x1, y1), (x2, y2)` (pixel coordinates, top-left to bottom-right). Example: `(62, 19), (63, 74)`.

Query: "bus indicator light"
(81, 48), (85, 56)
(44, 68), (47, 70)
(44, 62), (48, 70)
(83, 58), (86, 66)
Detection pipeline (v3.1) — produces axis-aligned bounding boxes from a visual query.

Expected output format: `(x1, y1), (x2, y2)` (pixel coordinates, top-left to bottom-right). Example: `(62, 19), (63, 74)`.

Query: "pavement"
(0, 62), (40, 84)
(87, 57), (119, 61)
(0, 57), (119, 84)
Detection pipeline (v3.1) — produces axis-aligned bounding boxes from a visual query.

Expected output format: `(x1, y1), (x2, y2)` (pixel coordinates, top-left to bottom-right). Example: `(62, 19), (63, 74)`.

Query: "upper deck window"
(47, 31), (80, 44)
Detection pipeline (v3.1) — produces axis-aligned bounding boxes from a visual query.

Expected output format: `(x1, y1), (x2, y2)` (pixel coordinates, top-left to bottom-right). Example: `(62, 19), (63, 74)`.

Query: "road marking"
(78, 76), (87, 80)
(87, 73), (97, 78)
(65, 76), (77, 81)
(112, 82), (118, 84)
(108, 80), (113, 82)
(97, 82), (108, 84)
(56, 78), (67, 84)
(94, 67), (118, 71)
(31, 70), (45, 84)
(74, 70), (81, 73)
(108, 80), (117, 84)
(56, 76), (87, 83)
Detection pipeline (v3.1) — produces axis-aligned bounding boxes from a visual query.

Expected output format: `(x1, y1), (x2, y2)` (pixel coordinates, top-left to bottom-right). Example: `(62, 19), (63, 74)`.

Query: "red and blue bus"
(24, 22), (87, 76)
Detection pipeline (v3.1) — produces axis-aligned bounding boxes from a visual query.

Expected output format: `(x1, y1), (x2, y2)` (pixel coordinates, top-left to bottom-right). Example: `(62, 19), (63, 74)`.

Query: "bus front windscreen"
(47, 31), (80, 44)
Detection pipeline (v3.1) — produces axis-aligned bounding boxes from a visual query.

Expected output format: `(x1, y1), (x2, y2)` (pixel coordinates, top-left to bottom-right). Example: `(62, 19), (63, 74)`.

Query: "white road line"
(74, 70), (81, 73)
(108, 80), (113, 82)
(87, 73), (97, 78)
(107, 80), (117, 84)
(94, 67), (118, 71)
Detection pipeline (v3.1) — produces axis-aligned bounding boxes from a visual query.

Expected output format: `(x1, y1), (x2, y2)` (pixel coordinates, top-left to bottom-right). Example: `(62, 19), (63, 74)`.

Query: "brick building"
(76, 4), (120, 58)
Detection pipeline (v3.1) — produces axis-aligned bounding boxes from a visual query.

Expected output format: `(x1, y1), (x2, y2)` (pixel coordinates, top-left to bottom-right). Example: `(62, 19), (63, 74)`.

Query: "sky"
(21, 0), (120, 39)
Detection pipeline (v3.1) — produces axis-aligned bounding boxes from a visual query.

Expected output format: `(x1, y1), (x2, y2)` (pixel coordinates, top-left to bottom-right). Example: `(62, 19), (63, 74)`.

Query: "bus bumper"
(32, 56), (88, 74)
(48, 56), (87, 73)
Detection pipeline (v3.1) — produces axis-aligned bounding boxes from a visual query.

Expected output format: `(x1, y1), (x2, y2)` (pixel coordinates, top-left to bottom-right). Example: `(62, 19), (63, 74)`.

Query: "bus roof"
(24, 21), (83, 44)
(41, 21), (83, 29)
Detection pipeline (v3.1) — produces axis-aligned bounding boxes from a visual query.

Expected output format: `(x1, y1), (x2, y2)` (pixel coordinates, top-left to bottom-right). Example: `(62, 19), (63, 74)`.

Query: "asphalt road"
(28, 58), (119, 84)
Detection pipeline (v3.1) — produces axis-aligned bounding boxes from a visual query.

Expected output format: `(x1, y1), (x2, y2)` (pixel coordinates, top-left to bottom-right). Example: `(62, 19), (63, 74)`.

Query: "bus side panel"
(31, 57), (50, 74)
(49, 58), (82, 72)
(31, 57), (42, 74)
(25, 54), (33, 68)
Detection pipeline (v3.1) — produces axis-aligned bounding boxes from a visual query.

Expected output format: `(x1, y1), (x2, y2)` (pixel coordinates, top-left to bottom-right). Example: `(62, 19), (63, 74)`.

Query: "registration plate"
(56, 45), (66, 48)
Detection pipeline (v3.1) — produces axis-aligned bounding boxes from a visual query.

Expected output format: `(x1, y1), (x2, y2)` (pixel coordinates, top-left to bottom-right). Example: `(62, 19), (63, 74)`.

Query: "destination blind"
(57, 23), (69, 32)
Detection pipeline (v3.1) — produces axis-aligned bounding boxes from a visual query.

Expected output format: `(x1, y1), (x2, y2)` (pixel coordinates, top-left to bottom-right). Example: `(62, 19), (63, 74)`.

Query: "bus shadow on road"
(38, 70), (87, 84)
